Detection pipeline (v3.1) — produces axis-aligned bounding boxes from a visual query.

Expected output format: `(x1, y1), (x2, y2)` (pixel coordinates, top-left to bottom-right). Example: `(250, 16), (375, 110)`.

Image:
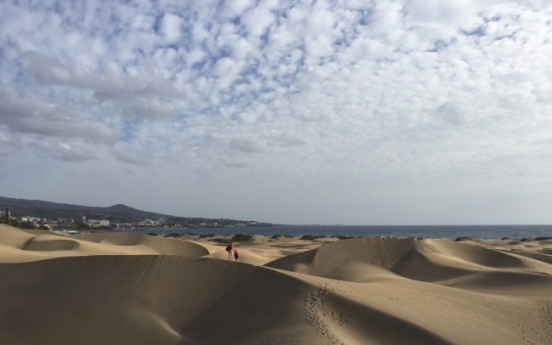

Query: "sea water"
(130, 224), (552, 241)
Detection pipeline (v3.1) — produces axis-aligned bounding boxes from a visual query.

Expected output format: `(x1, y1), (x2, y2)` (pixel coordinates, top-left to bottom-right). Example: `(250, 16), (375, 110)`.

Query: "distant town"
(0, 208), (272, 231)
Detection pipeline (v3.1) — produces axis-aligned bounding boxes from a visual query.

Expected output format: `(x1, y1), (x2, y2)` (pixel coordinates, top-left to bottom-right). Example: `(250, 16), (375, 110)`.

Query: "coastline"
(73, 223), (552, 241)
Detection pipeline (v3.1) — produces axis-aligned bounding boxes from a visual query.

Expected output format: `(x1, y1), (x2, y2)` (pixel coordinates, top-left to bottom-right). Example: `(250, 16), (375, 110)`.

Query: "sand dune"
(74, 232), (209, 257)
(23, 234), (81, 251)
(0, 226), (208, 263)
(1, 224), (551, 344)
(0, 253), (324, 344)
(267, 237), (552, 287)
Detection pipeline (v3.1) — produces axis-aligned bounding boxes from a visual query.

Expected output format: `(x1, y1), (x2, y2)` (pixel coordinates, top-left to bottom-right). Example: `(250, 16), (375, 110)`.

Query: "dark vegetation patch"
(146, 233), (158, 236)
(198, 233), (216, 239)
(455, 236), (476, 241)
(271, 234), (295, 239)
(300, 235), (326, 241)
(164, 233), (180, 238)
(208, 234), (253, 243)
(332, 235), (356, 240)
(232, 234), (253, 242)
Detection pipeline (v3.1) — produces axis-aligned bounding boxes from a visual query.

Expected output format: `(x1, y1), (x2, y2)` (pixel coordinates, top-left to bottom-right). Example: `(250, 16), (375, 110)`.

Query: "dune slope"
(266, 237), (552, 290)
(0, 255), (328, 345)
(0, 225), (208, 262)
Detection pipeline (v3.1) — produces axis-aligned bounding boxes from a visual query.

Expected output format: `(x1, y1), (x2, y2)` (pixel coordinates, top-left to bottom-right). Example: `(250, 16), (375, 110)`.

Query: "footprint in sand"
(304, 286), (346, 345)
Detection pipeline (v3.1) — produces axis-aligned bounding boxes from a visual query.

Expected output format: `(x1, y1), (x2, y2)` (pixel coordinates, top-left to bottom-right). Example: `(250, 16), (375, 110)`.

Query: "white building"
(88, 219), (110, 227)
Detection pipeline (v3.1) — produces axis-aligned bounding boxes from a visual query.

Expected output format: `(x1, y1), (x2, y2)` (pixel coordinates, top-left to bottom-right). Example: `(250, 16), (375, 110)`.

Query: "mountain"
(0, 196), (176, 223)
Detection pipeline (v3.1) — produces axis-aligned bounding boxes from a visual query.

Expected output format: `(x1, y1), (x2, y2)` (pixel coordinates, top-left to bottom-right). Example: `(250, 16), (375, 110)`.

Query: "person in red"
(234, 249), (240, 262)
(226, 242), (235, 260)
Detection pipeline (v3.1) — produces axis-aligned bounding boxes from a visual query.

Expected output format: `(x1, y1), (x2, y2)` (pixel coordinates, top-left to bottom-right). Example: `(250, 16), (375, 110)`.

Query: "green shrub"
(300, 235), (326, 241)
(19, 221), (36, 229)
(232, 234), (253, 242)
(164, 233), (180, 238)
(198, 233), (216, 239)
(455, 236), (476, 241)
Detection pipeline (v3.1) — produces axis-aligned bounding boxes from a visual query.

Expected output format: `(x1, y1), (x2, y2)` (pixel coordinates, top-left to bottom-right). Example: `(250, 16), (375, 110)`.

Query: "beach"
(1, 223), (551, 345)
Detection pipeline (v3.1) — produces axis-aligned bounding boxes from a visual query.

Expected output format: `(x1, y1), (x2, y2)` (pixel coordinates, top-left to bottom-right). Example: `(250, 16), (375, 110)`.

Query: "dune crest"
(0, 226), (209, 263)
(266, 237), (552, 290)
(22, 234), (80, 251)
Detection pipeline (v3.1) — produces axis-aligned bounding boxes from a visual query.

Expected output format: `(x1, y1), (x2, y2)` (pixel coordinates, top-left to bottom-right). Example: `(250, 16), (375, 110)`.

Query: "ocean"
(128, 224), (552, 241)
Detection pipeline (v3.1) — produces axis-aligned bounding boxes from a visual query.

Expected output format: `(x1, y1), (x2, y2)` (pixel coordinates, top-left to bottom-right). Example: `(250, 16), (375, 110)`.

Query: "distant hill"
(0, 196), (176, 223)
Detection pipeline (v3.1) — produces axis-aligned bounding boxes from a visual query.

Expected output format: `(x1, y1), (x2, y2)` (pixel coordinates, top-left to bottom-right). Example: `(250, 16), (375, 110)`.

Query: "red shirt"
(234, 249), (239, 257)
(227, 243), (234, 251)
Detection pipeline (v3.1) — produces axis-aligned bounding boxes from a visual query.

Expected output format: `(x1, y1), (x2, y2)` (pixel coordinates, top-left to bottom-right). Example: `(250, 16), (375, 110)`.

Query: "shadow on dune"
(0, 254), (467, 345)
(74, 232), (210, 257)
(22, 234), (80, 251)
(265, 237), (552, 288)
(0, 255), (322, 345)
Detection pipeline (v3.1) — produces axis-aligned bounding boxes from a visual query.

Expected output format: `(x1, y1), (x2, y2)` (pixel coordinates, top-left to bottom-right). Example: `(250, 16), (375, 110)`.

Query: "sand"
(1, 224), (551, 345)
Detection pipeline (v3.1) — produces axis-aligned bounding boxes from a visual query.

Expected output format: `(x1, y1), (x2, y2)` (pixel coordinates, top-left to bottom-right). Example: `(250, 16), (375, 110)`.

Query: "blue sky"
(1, 0), (552, 225)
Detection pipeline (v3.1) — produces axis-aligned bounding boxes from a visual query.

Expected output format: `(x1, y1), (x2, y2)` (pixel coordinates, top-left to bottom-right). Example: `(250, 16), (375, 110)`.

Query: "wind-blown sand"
(1, 224), (551, 344)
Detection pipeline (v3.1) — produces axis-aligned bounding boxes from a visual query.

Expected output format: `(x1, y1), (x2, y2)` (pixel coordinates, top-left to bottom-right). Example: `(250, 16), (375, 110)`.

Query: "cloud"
(275, 134), (305, 148)
(221, 159), (247, 168)
(112, 148), (142, 165)
(230, 139), (262, 154)
(161, 13), (183, 42)
(1, 0), (552, 224)
(240, 4), (275, 38)
(21, 51), (179, 118)
(36, 142), (97, 162)
(435, 102), (465, 126)
(125, 98), (175, 119)
(222, 0), (255, 19)
(0, 130), (19, 156)
(0, 88), (119, 144)
(22, 50), (74, 85)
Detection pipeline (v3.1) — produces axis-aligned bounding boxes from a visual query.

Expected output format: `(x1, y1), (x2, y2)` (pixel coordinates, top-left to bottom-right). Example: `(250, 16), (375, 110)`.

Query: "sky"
(1, 0), (552, 225)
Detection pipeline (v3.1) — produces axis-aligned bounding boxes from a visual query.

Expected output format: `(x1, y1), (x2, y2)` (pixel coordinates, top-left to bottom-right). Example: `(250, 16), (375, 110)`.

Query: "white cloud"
(1, 0), (552, 224)
(161, 13), (183, 42)
(223, 0), (255, 19)
(240, 5), (275, 38)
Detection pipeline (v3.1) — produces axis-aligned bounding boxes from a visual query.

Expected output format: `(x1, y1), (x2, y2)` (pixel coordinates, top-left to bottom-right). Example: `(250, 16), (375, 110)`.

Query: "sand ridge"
(1, 224), (551, 344)
(0, 226), (209, 263)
